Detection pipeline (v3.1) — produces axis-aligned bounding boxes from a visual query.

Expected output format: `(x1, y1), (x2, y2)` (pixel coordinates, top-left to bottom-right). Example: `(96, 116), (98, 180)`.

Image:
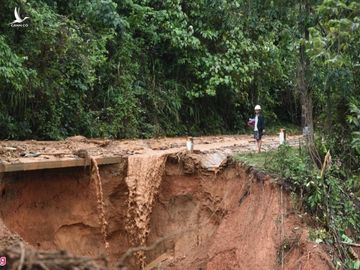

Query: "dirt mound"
(0, 220), (22, 251)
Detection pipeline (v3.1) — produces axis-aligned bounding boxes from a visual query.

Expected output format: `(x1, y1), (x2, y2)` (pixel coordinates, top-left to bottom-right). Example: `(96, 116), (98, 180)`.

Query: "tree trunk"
(299, 43), (313, 134)
(298, 0), (321, 167)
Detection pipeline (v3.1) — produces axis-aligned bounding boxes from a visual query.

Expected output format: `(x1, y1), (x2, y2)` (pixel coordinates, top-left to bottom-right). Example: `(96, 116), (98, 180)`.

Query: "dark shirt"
(256, 115), (265, 132)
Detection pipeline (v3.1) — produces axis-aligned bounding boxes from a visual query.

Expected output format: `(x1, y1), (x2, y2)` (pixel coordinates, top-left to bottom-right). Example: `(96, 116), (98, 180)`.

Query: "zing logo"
(0, 256), (6, 267)
(9, 7), (29, 27)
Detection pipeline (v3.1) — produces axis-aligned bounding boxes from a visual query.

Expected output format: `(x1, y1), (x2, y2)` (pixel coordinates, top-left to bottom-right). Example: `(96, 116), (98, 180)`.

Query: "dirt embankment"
(0, 150), (333, 270)
(146, 157), (333, 270)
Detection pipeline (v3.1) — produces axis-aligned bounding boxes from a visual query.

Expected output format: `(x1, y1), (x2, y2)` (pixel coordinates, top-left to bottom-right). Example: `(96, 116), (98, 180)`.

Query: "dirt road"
(0, 134), (302, 165)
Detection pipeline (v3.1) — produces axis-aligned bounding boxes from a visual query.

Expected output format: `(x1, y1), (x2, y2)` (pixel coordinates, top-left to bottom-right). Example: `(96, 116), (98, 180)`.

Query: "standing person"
(254, 105), (265, 153)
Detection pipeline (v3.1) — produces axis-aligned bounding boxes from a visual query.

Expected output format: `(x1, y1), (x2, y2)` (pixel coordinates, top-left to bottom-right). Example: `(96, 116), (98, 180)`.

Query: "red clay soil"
(146, 161), (333, 270)
(0, 143), (334, 270)
(0, 163), (129, 267)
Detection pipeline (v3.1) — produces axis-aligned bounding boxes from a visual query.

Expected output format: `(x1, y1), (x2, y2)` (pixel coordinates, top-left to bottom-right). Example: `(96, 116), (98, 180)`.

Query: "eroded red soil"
(0, 148), (333, 269)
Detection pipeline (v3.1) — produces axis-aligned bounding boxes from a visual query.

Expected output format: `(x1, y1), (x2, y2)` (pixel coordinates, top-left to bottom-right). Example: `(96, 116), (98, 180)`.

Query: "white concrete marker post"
(279, 129), (286, 145)
(186, 137), (194, 152)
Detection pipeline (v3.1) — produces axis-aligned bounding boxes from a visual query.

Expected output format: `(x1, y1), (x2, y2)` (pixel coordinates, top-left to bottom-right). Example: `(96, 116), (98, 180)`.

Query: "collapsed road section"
(0, 135), (333, 270)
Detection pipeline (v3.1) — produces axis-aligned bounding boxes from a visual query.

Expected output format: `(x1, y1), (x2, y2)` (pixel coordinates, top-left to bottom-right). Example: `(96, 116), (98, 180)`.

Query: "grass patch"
(234, 151), (271, 171)
(234, 146), (300, 172)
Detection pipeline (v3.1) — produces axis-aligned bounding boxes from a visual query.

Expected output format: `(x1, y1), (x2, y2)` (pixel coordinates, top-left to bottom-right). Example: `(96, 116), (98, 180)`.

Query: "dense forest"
(0, 0), (357, 141)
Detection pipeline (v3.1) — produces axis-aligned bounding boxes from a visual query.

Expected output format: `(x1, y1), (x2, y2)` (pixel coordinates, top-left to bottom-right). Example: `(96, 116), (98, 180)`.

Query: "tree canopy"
(0, 0), (359, 147)
(0, 0), (304, 139)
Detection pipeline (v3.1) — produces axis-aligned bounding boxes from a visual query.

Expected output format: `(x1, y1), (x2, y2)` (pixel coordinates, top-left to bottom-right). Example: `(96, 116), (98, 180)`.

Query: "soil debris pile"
(2, 241), (106, 270)
(125, 154), (167, 268)
(0, 220), (105, 270)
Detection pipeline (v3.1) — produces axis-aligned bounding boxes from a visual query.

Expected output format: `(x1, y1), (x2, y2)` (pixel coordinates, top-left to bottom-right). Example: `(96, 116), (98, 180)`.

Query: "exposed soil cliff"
(0, 152), (333, 270)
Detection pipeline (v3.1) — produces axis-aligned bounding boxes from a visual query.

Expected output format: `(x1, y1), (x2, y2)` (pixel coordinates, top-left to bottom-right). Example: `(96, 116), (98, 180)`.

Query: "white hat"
(255, 105), (261, 110)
